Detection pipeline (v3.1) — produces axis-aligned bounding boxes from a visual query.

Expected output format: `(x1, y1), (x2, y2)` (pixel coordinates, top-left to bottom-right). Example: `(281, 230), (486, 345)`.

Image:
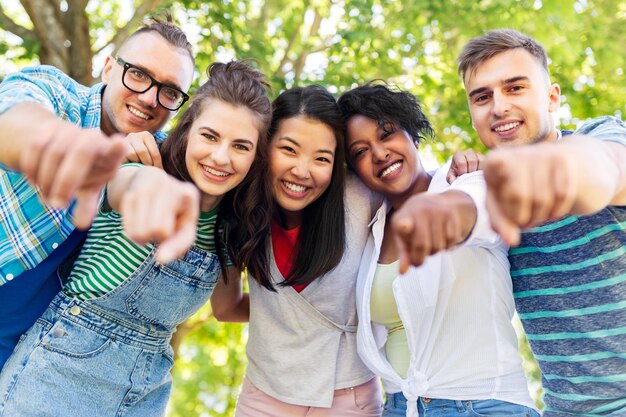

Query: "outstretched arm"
(210, 267), (250, 323)
(0, 103), (127, 228)
(484, 136), (626, 246)
(106, 164), (200, 264)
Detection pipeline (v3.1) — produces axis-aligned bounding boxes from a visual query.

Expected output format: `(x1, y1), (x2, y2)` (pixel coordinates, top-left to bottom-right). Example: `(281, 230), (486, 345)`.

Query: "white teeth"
(494, 122), (520, 132)
(128, 106), (150, 120)
(380, 162), (401, 178)
(203, 166), (229, 177)
(282, 181), (307, 193)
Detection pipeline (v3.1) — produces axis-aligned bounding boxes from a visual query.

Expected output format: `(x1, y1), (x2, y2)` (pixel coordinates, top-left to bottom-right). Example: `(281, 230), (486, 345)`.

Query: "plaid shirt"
(0, 65), (165, 285)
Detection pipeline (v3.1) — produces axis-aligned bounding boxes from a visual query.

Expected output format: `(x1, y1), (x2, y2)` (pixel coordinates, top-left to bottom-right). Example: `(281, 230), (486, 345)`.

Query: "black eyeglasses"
(115, 57), (189, 111)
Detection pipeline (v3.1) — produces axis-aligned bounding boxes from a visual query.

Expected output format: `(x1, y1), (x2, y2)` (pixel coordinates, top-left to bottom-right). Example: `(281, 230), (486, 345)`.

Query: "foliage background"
(1, 0), (624, 415)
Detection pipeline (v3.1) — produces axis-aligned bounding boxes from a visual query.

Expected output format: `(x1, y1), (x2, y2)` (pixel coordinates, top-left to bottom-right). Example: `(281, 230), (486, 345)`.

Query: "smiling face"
(269, 115), (336, 229)
(185, 100), (260, 211)
(346, 115), (427, 207)
(100, 32), (194, 135)
(464, 48), (561, 149)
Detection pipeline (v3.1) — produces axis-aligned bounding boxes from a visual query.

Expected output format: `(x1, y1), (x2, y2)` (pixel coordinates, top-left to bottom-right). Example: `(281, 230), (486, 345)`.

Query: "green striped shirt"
(64, 207), (219, 300)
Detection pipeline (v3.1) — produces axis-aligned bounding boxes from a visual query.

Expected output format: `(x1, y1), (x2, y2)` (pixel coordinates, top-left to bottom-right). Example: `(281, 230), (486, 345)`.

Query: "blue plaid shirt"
(0, 65), (165, 285)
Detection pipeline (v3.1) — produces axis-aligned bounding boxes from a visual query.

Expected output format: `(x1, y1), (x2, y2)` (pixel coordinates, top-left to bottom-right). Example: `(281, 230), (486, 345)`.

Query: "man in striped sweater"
(456, 29), (626, 416)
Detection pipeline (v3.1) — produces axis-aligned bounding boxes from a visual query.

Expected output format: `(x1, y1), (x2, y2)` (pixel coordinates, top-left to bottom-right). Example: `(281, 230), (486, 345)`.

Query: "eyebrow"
(201, 127), (256, 147)
(200, 127), (221, 138)
(280, 136), (334, 156)
(235, 138), (256, 148)
(468, 76), (530, 98)
(130, 61), (183, 91)
(347, 140), (365, 152)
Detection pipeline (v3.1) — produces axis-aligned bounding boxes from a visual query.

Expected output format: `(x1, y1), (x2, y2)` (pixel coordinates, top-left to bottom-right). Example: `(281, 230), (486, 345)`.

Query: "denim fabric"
(383, 393), (540, 417)
(0, 229), (87, 369)
(0, 246), (220, 417)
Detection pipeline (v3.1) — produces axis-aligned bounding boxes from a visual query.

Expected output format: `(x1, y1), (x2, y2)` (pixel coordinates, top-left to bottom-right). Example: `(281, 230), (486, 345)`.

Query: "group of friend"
(0, 17), (624, 417)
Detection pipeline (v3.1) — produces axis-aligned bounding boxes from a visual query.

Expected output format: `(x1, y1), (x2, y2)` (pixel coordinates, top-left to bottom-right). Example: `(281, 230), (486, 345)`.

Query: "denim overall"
(0, 245), (220, 417)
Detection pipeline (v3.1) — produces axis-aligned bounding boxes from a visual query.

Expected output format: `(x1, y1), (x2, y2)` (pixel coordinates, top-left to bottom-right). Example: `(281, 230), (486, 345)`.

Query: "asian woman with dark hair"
(212, 85), (383, 417)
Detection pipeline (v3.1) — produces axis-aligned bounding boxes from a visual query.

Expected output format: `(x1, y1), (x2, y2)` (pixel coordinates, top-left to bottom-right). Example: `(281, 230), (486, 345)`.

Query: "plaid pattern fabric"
(0, 65), (165, 285)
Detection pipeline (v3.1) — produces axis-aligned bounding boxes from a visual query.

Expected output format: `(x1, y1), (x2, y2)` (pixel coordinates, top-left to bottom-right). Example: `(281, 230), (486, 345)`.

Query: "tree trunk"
(66, 0), (93, 85)
(12, 0), (169, 85)
(21, 0), (70, 74)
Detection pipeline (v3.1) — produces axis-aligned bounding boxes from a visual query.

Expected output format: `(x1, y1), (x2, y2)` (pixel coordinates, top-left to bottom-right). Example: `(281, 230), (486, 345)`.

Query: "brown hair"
(160, 61), (273, 284)
(457, 29), (549, 83)
(124, 15), (194, 66)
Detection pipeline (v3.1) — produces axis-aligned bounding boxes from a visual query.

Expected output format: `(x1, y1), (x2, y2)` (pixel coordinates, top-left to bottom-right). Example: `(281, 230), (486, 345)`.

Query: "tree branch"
(272, 1), (310, 78)
(21, 0), (69, 70)
(170, 313), (214, 358)
(94, 0), (168, 55)
(0, 4), (36, 43)
(294, 7), (322, 81)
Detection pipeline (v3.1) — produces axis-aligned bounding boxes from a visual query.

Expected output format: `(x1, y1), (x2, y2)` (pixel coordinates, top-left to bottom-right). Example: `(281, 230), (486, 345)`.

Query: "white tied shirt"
(355, 166), (537, 417)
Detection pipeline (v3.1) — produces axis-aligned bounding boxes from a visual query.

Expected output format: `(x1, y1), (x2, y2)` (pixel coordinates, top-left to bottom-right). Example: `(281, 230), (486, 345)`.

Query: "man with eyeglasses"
(0, 17), (196, 368)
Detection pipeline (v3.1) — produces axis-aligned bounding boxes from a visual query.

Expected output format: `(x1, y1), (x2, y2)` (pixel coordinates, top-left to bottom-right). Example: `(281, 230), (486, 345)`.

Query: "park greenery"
(1, 0), (624, 415)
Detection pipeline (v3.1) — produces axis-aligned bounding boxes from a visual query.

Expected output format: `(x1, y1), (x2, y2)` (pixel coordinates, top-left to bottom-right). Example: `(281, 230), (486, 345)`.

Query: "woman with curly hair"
(337, 83), (540, 417)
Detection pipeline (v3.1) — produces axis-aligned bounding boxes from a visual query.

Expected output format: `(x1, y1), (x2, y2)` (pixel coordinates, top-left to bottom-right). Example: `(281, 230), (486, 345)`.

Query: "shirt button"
(423, 398), (431, 403)
(70, 306), (81, 316)
(52, 242), (59, 249)
(6, 274), (14, 281)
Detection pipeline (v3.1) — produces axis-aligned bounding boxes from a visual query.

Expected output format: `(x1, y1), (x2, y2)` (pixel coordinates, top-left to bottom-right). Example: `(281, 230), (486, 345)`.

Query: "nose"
(211, 141), (230, 166)
(492, 91), (512, 117)
(290, 157), (311, 180)
(372, 142), (390, 163)
(137, 85), (159, 108)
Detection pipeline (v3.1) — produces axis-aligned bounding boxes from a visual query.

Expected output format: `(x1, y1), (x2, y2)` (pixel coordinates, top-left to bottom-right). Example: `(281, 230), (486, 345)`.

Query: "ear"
(101, 56), (114, 85)
(547, 83), (561, 113)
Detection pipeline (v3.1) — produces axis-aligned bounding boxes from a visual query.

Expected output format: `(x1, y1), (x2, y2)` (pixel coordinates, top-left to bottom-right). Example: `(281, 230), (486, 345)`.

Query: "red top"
(271, 219), (307, 292)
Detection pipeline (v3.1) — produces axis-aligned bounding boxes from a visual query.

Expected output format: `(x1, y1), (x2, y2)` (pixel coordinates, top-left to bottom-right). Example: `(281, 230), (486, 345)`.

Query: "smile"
(493, 121), (520, 132)
(128, 105), (150, 120)
(379, 162), (401, 178)
(202, 165), (230, 177)
(281, 180), (308, 193)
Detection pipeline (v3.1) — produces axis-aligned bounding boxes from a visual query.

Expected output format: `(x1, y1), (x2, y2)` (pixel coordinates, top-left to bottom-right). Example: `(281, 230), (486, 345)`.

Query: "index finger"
(155, 197), (199, 264)
(142, 135), (163, 169)
(392, 215), (414, 274)
(486, 189), (520, 246)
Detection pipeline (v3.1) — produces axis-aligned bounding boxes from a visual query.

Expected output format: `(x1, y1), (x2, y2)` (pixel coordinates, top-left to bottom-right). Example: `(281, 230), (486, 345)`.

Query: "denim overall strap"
(86, 245), (221, 332)
(0, 246), (221, 417)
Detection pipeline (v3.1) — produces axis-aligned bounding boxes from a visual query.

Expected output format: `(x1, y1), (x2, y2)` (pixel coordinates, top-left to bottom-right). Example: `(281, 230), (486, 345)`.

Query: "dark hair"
(124, 15), (195, 66)
(247, 85), (347, 290)
(338, 82), (434, 160)
(457, 29), (549, 82)
(160, 61), (273, 284)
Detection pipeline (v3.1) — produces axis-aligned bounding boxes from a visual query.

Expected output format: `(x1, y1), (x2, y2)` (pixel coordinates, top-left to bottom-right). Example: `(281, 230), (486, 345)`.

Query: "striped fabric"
(0, 65), (165, 285)
(508, 117), (626, 416)
(64, 206), (219, 300)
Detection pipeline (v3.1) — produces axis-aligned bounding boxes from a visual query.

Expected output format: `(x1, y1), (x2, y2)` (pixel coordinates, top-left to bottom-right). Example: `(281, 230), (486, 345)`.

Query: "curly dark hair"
(337, 82), (434, 153)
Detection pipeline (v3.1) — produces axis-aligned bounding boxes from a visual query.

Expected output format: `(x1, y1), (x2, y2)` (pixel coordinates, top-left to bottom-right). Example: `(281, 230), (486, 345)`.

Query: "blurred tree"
(168, 302), (247, 417)
(0, 0), (167, 84)
(173, 0), (625, 160)
(1, 0), (624, 415)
